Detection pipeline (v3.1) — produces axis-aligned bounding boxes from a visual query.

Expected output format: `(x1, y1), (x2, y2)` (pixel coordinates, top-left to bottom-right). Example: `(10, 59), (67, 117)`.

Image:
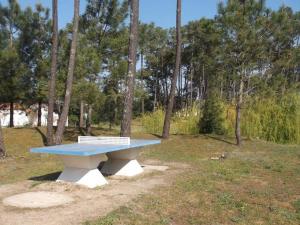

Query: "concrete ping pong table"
(30, 136), (161, 188)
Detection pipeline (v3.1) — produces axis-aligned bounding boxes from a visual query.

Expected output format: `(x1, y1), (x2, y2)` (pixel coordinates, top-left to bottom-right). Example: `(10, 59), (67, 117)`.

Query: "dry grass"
(85, 135), (300, 225)
(0, 127), (118, 184)
(0, 127), (299, 224)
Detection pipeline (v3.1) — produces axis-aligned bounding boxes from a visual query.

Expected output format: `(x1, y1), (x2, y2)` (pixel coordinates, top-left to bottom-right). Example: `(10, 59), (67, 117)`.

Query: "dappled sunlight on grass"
(0, 127), (299, 224)
(86, 133), (300, 225)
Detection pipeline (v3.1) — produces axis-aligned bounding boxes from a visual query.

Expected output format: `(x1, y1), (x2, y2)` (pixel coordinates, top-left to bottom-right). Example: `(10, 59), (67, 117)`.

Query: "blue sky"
(1, 0), (300, 29)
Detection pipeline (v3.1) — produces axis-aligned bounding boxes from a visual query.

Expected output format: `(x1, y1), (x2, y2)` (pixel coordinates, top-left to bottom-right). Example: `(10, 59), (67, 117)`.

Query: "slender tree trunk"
(235, 77), (244, 146)
(0, 119), (6, 158)
(153, 74), (157, 111)
(79, 100), (84, 128)
(220, 79), (223, 99)
(9, 101), (14, 127)
(185, 72), (188, 110)
(47, 0), (58, 145)
(113, 99), (118, 126)
(55, 0), (80, 144)
(37, 101), (42, 127)
(86, 105), (92, 135)
(233, 80), (236, 100)
(120, 0), (139, 137)
(141, 51), (145, 115)
(9, 26), (14, 129)
(200, 64), (205, 100)
(162, 0), (181, 139)
(190, 65), (193, 107)
(161, 55), (168, 107)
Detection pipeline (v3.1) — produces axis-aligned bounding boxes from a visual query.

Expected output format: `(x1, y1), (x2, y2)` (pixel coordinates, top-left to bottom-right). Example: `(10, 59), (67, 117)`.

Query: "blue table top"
(30, 139), (161, 156)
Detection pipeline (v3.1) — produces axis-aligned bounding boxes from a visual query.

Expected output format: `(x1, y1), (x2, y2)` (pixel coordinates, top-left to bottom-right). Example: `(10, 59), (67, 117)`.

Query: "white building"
(0, 103), (67, 127)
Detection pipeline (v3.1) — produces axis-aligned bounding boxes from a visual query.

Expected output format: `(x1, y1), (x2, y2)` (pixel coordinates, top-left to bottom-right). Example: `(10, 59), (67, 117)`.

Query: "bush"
(199, 95), (226, 135)
(140, 92), (300, 144)
(140, 108), (165, 134)
(241, 93), (300, 144)
(140, 105), (200, 135)
(172, 104), (201, 135)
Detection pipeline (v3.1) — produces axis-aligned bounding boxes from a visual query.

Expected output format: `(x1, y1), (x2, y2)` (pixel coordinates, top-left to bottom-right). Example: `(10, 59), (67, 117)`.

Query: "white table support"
(101, 149), (143, 176)
(57, 155), (107, 188)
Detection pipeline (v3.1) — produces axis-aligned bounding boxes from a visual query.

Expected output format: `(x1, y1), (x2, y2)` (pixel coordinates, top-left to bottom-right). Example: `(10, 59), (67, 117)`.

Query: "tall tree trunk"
(55, 0), (80, 144)
(190, 65), (193, 107)
(47, 0), (58, 145)
(153, 73), (158, 111)
(0, 119), (6, 158)
(37, 101), (42, 127)
(9, 24), (14, 129)
(162, 0), (181, 139)
(86, 105), (92, 135)
(9, 101), (14, 127)
(141, 51), (145, 115)
(79, 100), (84, 128)
(120, 0), (139, 137)
(235, 77), (244, 146)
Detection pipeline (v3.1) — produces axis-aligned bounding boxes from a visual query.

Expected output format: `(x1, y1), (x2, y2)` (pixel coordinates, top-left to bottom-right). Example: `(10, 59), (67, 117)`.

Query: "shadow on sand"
(29, 171), (61, 181)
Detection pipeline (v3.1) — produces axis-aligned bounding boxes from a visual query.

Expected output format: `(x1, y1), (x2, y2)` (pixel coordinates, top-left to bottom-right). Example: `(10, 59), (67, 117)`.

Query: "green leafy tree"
(0, 0), (25, 127)
(217, 0), (267, 145)
(200, 94), (226, 134)
(18, 4), (51, 126)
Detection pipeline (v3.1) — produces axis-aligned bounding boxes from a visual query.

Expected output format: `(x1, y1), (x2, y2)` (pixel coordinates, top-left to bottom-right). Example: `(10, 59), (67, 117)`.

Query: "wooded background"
(0, 0), (299, 149)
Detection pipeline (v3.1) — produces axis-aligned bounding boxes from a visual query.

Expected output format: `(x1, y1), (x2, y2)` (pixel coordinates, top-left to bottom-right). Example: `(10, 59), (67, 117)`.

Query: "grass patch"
(86, 133), (300, 225)
(0, 127), (299, 224)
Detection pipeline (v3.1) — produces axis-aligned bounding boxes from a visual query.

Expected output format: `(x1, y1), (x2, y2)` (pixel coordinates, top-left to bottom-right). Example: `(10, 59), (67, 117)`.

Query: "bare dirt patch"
(0, 161), (187, 225)
(3, 191), (74, 208)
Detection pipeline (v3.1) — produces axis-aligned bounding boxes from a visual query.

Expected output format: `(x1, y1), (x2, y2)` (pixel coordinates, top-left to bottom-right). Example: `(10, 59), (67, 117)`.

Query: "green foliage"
(241, 93), (300, 144)
(141, 105), (200, 135)
(0, 48), (27, 102)
(141, 108), (164, 134)
(172, 104), (201, 135)
(292, 199), (300, 213)
(140, 93), (300, 144)
(200, 95), (226, 135)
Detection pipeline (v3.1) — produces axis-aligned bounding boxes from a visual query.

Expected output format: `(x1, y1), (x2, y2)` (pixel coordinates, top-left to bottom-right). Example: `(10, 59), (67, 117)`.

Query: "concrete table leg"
(57, 155), (108, 188)
(101, 149), (143, 176)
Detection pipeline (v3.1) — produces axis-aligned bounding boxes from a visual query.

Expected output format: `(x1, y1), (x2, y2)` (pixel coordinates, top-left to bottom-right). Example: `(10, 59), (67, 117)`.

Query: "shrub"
(140, 108), (164, 134)
(140, 92), (300, 144)
(140, 105), (200, 135)
(199, 95), (226, 135)
(241, 93), (300, 144)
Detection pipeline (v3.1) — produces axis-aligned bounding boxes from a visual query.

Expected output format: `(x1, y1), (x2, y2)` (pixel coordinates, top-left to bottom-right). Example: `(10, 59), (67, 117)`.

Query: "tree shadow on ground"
(203, 134), (236, 145)
(29, 171), (61, 181)
(35, 127), (47, 146)
(150, 133), (162, 139)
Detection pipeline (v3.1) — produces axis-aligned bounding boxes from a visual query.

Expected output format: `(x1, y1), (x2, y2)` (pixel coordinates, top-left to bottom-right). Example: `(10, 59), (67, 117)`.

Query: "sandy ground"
(0, 160), (188, 225)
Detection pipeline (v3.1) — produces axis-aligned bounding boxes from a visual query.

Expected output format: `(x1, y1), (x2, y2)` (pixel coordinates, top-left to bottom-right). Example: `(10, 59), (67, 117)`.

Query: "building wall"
(0, 105), (68, 127)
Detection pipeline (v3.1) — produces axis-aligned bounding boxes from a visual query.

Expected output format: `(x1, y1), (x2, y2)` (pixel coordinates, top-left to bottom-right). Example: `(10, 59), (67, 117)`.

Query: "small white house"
(0, 109), (29, 127)
(0, 103), (68, 127)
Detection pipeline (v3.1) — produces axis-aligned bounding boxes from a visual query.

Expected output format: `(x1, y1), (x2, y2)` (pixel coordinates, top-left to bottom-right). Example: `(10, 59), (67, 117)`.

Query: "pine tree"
(46, 0), (58, 145)
(200, 94), (225, 135)
(120, 0), (139, 137)
(162, 0), (182, 139)
(55, 0), (80, 144)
